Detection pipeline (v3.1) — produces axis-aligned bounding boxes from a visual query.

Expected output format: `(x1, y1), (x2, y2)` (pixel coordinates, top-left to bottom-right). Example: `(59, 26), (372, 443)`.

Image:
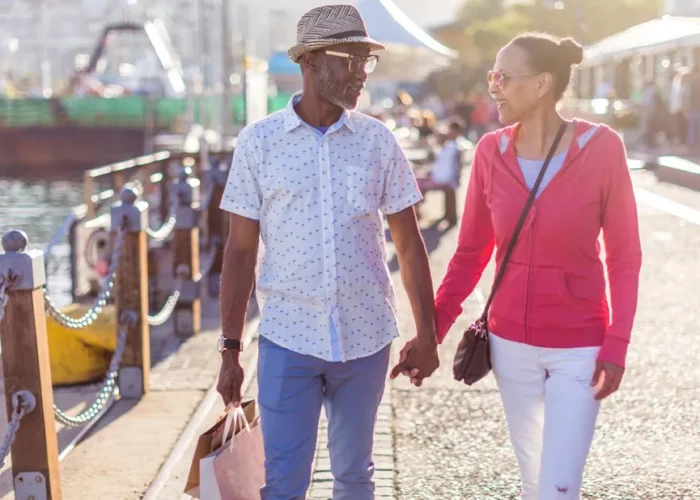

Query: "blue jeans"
(257, 336), (391, 500)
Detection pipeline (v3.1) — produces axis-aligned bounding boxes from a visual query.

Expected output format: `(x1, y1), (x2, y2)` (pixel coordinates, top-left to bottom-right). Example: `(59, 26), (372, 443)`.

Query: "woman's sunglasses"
(487, 70), (541, 90)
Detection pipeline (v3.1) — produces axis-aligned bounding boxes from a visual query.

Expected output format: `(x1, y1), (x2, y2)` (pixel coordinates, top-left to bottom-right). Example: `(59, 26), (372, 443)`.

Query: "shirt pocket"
(346, 166), (378, 214)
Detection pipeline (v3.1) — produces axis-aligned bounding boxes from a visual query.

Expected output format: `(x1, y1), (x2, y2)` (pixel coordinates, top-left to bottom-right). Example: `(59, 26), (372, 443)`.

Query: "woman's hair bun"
(558, 37), (584, 66)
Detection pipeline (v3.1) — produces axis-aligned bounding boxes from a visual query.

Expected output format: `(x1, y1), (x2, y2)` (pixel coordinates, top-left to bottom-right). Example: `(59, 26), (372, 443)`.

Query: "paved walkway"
(305, 162), (700, 498)
(5, 157), (700, 498)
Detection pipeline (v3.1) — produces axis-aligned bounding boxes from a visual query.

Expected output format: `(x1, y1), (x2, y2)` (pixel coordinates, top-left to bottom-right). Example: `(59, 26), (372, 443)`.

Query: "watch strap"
(221, 338), (243, 351)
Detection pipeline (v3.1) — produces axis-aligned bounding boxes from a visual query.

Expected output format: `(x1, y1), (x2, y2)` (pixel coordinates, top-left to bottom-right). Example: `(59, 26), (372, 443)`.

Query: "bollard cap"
(1, 229), (28, 253)
(177, 166), (191, 183)
(120, 187), (138, 205)
(176, 263), (191, 279)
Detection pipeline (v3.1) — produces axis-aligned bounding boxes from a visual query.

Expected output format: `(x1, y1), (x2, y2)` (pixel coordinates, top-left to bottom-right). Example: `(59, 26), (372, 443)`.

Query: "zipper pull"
(525, 206), (536, 229)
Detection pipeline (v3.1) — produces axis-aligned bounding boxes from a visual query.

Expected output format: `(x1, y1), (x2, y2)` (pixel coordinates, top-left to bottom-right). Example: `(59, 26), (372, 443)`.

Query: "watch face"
(217, 336), (224, 352)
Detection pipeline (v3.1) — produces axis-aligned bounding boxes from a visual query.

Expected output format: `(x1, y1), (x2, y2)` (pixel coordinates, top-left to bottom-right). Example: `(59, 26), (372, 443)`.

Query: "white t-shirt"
(431, 140), (460, 185)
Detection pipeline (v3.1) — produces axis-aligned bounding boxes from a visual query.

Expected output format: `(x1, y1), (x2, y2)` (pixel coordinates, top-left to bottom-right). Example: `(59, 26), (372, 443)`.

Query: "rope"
(53, 311), (136, 427)
(0, 279), (9, 328)
(0, 391), (36, 467)
(0, 270), (21, 327)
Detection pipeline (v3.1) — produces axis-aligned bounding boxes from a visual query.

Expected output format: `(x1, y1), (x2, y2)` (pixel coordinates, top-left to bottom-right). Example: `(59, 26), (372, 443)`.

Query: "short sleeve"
(220, 128), (262, 220)
(379, 133), (423, 214)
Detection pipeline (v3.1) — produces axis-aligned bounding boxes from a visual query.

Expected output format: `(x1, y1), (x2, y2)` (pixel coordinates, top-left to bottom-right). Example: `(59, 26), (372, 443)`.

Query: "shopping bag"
(200, 405), (265, 500)
(184, 400), (257, 498)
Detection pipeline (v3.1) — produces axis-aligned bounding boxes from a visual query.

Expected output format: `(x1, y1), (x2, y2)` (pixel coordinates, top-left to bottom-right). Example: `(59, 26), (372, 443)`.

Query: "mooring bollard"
(0, 230), (63, 499)
(111, 188), (150, 399)
(171, 168), (201, 337)
(159, 160), (173, 225)
(205, 166), (228, 297)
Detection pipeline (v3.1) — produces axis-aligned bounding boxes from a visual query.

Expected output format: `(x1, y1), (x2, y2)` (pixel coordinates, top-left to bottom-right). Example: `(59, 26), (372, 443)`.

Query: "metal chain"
(148, 289), (181, 326)
(43, 223), (126, 330)
(145, 215), (176, 241)
(53, 310), (136, 427)
(0, 391), (36, 467)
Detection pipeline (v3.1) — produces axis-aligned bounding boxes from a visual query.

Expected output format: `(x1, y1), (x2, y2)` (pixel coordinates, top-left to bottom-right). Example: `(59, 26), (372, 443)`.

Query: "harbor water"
(0, 175), (82, 306)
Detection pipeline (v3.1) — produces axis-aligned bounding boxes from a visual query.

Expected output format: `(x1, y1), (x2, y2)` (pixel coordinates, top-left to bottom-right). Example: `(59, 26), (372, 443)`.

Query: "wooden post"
(111, 188), (150, 399)
(159, 160), (171, 225)
(171, 168), (201, 337)
(205, 167), (228, 297)
(0, 230), (62, 499)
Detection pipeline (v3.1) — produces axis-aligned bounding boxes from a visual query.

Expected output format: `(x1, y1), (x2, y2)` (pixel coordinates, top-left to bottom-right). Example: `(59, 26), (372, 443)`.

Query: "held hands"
(590, 360), (625, 401)
(216, 350), (245, 407)
(390, 336), (440, 387)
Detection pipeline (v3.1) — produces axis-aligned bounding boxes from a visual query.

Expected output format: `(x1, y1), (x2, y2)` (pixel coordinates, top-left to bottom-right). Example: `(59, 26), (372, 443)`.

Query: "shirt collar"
(283, 91), (355, 134)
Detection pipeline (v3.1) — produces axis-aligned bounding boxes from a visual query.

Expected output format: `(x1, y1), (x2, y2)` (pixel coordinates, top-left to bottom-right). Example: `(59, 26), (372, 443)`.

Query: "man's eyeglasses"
(323, 50), (380, 74)
(488, 70), (541, 90)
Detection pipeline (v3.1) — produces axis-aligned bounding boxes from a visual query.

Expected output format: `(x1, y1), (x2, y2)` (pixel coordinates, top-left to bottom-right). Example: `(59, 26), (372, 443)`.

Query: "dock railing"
(0, 146), (232, 499)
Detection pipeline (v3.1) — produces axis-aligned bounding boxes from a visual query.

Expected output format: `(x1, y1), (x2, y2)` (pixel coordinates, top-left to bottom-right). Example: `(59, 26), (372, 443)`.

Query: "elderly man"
(216, 4), (439, 499)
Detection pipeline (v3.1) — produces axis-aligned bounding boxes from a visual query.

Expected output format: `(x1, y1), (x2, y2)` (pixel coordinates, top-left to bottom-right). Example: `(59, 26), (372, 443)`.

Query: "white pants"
(490, 333), (600, 500)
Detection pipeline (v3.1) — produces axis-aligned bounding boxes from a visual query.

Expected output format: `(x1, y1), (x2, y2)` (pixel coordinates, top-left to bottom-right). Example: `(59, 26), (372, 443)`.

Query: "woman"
(434, 33), (642, 498)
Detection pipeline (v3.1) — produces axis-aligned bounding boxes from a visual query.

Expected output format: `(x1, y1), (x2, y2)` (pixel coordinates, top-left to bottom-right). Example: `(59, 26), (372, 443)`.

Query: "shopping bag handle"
(222, 403), (252, 453)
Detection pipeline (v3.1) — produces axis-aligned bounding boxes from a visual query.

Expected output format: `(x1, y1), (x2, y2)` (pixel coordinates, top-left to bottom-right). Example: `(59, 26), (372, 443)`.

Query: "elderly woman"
(434, 33), (642, 499)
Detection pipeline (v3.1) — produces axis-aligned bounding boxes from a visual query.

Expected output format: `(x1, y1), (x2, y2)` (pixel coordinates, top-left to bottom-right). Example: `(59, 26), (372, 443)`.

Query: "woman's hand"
(590, 361), (625, 400)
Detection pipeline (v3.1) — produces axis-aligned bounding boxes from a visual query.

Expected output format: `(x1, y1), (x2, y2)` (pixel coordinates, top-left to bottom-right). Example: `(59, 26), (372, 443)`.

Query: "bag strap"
(480, 121), (568, 319)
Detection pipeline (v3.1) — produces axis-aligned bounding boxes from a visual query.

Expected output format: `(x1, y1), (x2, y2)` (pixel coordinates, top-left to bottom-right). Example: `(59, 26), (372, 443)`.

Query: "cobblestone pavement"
(387, 169), (700, 499)
(308, 387), (395, 499)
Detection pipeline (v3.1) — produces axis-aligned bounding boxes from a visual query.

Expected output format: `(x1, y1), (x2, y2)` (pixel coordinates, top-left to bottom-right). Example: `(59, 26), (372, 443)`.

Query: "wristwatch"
(217, 336), (243, 353)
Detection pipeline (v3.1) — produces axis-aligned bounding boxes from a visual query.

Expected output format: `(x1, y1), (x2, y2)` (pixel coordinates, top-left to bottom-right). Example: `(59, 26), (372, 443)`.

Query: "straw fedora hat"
(288, 4), (386, 63)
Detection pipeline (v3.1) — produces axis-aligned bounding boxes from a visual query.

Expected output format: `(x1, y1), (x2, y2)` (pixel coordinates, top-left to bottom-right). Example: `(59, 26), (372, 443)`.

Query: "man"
(216, 4), (439, 499)
(416, 119), (464, 193)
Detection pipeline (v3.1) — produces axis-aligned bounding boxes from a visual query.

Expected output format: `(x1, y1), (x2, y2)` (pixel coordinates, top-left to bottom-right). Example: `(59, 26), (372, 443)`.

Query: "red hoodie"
(434, 120), (642, 367)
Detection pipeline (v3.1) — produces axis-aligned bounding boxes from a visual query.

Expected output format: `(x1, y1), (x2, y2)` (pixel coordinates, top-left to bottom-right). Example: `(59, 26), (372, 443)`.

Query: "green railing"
(0, 93), (293, 129)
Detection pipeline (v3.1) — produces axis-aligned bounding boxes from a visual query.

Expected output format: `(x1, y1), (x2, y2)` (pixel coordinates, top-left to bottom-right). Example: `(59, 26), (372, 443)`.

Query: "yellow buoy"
(46, 303), (118, 386)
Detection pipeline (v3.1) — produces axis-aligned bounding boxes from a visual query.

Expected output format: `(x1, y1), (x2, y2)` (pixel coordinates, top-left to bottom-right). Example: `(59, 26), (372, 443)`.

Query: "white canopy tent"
(583, 16), (700, 65)
(356, 0), (458, 82)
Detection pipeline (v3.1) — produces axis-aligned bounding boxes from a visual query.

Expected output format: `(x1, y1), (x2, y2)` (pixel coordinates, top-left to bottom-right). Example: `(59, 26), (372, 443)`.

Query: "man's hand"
(390, 336), (440, 387)
(217, 351), (245, 406)
(590, 360), (624, 401)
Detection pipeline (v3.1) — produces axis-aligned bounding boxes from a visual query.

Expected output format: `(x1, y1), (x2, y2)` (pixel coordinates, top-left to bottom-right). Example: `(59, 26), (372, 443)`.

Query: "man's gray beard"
(316, 62), (357, 110)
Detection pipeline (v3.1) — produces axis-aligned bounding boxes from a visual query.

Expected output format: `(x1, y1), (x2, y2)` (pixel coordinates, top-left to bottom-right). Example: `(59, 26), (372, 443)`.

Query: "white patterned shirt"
(220, 94), (422, 362)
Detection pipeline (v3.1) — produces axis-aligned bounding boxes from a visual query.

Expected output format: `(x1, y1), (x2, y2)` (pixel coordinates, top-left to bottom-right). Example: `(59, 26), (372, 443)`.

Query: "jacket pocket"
(491, 264), (608, 329)
(528, 267), (607, 328)
(346, 166), (377, 214)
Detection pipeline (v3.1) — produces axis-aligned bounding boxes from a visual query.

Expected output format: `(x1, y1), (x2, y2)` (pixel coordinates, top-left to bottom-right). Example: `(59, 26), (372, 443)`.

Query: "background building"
(663, 0), (700, 16)
(0, 0), (462, 95)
